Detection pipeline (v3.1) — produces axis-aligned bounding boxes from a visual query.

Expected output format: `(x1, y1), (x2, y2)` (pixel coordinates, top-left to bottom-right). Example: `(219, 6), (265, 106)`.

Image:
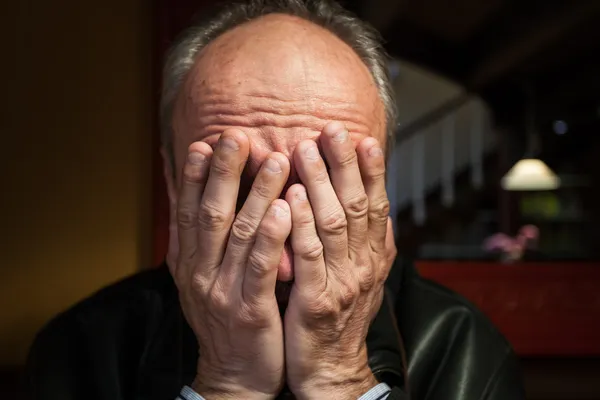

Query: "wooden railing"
(387, 94), (496, 228)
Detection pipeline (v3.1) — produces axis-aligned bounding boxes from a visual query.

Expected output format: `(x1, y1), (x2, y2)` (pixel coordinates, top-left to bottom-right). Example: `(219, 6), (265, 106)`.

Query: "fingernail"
(304, 144), (320, 160)
(221, 137), (239, 152)
(323, 121), (346, 136)
(295, 189), (307, 201)
(264, 158), (282, 173)
(333, 129), (348, 143)
(271, 204), (289, 218)
(369, 146), (384, 157)
(188, 152), (206, 165)
(323, 122), (348, 142)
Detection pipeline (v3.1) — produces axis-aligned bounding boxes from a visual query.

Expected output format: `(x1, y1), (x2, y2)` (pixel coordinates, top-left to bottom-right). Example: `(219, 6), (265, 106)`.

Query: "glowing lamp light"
(501, 158), (560, 191)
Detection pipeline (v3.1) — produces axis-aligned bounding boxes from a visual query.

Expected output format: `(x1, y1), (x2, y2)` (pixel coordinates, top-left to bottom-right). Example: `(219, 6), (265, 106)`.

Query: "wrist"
(292, 368), (378, 400)
(192, 376), (275, 400)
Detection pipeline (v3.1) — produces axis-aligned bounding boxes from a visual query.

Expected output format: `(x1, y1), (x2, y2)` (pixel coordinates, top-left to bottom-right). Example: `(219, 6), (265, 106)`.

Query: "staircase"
(386, 94), (497, 236)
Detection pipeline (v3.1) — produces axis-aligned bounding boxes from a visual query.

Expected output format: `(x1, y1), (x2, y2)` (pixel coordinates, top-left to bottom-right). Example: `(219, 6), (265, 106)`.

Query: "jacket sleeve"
(25, 314), (92, 399)
(386, 387), (408, 399)
(483, 350), (526, 400)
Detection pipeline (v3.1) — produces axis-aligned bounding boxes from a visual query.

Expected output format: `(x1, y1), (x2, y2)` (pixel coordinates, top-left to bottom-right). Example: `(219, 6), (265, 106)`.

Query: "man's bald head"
(171, 13), (386, 181)
(161, 0), (397, 172)
(160, 0), (397, 292)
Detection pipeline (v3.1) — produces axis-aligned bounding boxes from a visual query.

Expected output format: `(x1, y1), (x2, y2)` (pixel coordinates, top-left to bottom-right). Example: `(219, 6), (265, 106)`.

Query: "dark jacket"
(26, 259), (525, 399)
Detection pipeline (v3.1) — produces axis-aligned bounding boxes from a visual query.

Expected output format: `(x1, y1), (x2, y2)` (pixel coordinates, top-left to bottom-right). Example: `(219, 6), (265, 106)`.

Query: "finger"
(286, 184), (326, 292)
(293, 139), (347, 266)
(221, 153), (290, 281)
(356, 137), (389, 255)
(177, 142), (213, 272)
(242, 199), (291, 303)
(319, 122), (368, 260)
(385, 217), (397, 268)
(197, 129), (250, 277)
(163, 147), (180, 276)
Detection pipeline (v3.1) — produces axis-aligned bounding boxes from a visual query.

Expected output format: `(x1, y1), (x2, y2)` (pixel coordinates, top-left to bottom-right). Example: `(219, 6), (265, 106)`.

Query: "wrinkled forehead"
(172, 14), (386, 170)
(189, 15), (380, 103)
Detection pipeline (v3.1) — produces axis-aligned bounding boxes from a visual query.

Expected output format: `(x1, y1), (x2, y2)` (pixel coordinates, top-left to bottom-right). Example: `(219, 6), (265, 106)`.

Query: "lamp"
(501, 85), (560, 191)
(501, 158), (560, 191)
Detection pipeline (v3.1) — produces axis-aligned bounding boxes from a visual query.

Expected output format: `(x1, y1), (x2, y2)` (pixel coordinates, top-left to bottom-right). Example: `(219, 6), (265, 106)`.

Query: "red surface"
(416, 261), (600, 357)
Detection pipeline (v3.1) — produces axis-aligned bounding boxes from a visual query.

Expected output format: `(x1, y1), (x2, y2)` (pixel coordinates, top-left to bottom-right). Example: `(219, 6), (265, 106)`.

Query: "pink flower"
(483, 233), (512, 252)
(483, 225), (539, 261)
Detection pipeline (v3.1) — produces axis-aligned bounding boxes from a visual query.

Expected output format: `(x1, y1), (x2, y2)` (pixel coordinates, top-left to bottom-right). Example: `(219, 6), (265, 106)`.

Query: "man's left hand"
(284, 122), (395, 399)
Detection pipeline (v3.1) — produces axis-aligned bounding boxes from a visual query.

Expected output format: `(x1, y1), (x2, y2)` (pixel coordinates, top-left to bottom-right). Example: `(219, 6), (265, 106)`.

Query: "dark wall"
(0, 0), (153, 367)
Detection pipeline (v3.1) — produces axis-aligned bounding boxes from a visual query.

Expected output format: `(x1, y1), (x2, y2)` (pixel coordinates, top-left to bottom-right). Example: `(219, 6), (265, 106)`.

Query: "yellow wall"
(0, 0), (152, 365)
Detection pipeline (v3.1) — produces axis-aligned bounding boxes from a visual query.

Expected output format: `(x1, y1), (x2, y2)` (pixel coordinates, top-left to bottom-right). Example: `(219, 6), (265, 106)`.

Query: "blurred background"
(1, 0), (599, 398)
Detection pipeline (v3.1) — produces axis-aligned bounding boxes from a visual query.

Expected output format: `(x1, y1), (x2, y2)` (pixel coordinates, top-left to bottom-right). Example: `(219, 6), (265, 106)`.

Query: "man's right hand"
(174, 129), (291, 400)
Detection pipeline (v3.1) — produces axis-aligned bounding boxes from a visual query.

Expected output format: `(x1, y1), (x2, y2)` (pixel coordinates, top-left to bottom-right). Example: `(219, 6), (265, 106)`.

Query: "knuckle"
(368, 165), (386, 181)
(307, 292), (337, 320)
(207, 285), (230, 313)
(177, 208), (197, 230)
(369, 198), (390, 223)
(313, 168), (330, 185)
(247, 250), (273, 279)
(230, 217), (258, 244)
(189, 274), (206, 295)
(188, 269), (201, 285)
(257, 217), (284, 241)
(250, 179), (274, 201)
(344, 193), (369, 219)
(198, 201), (230, 231)
(182, 165), (203, 183)
(296, 208), (315, 226)
(321, 211), (347, 236)
(337, 277), (359, 309)
(211, 156), (237, 179)
(299, 238), (324, 262)
(336, 149), (358, 168)
(356, 264), (376, 292)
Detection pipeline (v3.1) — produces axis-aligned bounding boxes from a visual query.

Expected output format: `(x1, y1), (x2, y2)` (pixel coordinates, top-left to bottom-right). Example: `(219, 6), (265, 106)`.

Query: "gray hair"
(160, 0), (397, 167)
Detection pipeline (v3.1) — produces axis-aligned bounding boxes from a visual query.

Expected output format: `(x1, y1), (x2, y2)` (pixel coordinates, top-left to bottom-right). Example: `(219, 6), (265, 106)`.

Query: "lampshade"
(501, 158), (560, 191)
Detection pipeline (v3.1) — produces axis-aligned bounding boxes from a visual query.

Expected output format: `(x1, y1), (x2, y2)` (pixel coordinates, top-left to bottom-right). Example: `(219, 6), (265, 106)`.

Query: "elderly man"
(26, 1), (525, 399)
